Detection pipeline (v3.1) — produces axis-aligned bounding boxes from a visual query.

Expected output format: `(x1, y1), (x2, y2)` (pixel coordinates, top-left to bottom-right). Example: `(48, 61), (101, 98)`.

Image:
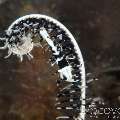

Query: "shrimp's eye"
(0, 14), (86, 120)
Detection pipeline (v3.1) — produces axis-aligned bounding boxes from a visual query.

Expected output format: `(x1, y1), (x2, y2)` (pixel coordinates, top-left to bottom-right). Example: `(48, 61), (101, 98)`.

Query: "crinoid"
(0, 14), (86, 120)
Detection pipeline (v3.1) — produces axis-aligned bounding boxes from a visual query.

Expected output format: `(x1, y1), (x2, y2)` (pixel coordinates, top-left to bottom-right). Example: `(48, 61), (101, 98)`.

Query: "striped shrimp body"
(0, 14), (86, 120)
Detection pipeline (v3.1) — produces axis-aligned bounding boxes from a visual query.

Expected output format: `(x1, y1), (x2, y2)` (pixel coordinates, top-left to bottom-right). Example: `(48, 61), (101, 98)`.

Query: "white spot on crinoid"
(58, 65), (74, 82)
(40, 27), (59, 55)
(7, 33), (34, 61)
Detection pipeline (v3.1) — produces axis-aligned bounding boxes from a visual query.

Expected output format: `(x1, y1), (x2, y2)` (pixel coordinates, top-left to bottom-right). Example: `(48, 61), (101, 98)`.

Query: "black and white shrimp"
(0, 14), (86, 120)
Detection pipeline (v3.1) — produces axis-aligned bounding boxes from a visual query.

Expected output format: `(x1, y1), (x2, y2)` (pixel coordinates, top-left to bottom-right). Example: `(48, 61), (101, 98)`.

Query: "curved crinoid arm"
(2, 14), (86, 120)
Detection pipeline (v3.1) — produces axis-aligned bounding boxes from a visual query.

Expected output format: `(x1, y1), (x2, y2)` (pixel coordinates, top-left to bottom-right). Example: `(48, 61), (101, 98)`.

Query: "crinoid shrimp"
(0, 14), (86, 120)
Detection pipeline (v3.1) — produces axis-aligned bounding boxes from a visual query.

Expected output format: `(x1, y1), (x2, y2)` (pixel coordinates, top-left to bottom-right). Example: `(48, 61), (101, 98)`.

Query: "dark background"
(0, 0), (120, 120)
